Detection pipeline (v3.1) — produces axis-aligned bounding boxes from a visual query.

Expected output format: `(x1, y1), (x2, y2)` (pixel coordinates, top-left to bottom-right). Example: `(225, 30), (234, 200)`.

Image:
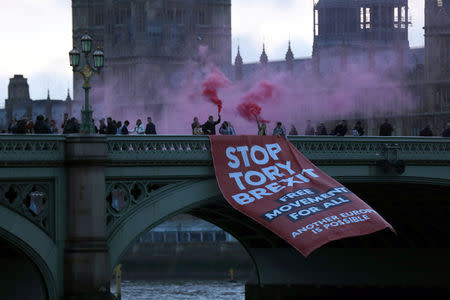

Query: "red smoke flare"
(237, 102), (269, 123)
(202, 88), (223, 113)
(202, 68), (230, 113)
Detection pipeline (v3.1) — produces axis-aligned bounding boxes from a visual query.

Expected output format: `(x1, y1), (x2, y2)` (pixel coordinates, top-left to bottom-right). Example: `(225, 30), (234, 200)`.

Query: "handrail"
(0, 135), (66, 162)
(1, 135), (449, 163)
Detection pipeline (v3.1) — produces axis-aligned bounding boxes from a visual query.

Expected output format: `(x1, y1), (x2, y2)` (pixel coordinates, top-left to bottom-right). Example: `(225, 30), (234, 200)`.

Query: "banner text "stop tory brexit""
(226, 143), (320, 205)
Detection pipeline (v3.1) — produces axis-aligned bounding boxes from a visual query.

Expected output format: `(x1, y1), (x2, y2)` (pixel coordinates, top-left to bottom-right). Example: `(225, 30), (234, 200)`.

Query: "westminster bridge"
(0, 135), (449, 299)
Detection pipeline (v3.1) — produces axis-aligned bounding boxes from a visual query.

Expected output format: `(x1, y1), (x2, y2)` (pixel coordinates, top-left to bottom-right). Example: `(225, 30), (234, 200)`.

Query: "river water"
(111, 279), (245, 300)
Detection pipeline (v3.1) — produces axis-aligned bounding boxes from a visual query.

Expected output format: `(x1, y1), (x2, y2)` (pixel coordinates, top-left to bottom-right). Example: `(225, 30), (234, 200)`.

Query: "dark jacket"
(442, 128), (450, 137)
(419, 127), (433, 137)
(99, 122), (107, 134)
(379, 122), (394, 136)
(12, 120), (27, 134)
(316, 124), (327, 135)
(120, 126), (129, 135)
(334, 124), (348, 136)
(63, 119), (80, 134)
(145, 122), (156, 134)
(106, 123), (117, 135)
(34, 120), (51, 134)
(202, 117), (221, 135)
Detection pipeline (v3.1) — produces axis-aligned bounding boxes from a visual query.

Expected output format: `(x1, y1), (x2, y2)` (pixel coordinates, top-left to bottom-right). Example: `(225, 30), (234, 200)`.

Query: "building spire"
(66, 88), (72, 101)
(285, 40), (294, 73)
(47, 89), (51, 101)
(235, 45), (243, 81)
(235, 45), (243, 66)
(260, 43), (268, 65)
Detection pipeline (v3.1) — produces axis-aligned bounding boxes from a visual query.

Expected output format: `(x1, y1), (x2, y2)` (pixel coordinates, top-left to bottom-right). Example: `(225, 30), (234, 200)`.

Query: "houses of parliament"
(1, 0), (449, 135)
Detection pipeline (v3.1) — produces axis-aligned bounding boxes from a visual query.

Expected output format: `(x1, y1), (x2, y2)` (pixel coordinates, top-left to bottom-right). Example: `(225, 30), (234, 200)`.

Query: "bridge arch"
(107, 173), (450, 294)
(0, 205), (58, 300)
(108, 179), (226, 269)
(107, 178), (290, 279)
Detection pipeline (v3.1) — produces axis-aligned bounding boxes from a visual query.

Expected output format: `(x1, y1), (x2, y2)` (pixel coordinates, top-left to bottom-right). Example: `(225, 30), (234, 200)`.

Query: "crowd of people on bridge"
(3, 113), (450, 137)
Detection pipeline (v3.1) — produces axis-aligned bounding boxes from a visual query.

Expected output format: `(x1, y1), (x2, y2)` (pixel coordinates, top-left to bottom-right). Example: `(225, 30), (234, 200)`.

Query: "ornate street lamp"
(69, 33), (104, 134)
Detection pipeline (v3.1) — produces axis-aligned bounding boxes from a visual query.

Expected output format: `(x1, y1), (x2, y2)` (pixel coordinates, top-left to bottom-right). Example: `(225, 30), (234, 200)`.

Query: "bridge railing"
(0, 135), (66, 163)
(1, 135), (449, 164)
(105, 135), (450, 163)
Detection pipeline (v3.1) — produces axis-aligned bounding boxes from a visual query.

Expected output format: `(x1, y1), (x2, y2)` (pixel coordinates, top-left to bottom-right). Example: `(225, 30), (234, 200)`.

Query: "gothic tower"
(5, 75), (32, 123)
(424, 0), (450, 112)
(313, 0), (410, 74)
(71, 0), (232, 118)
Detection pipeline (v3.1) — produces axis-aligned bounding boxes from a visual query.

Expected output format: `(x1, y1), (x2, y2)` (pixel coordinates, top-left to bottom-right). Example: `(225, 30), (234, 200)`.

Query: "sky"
(0, 0), (425, 107)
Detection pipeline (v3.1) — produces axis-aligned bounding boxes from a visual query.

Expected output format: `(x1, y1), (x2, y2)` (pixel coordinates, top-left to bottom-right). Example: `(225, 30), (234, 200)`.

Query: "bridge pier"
(63, 136), (115, 300)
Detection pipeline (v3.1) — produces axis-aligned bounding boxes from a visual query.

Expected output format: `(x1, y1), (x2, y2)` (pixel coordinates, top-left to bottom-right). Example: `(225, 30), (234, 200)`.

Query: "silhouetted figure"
(8, 118), (17, 133)
(99, 118), (107, 134)
(63, 118), (80, 134)
(106, 117), (117, 135)
(333, 120), (348, 136)
(273, 122), (286, 137)
(12, 118), (27, 134)
(304, 120), (315, 135)
(26, 119), (34, 134)
(50, 120), (58, 134)
(442, 123), (450, 137)
(316, 123), (327, 135)
(202, 114), (221, 135)
(61, 113), (69, 131)
(116, 121), (122, 134)
(419, 125), (433, 137)
(379, 119), (394, 136)
(352, 121), (364, 136)
(120, 120), (130, 135)
(145, 117), (157, 135)
(289, 125), (298, 136)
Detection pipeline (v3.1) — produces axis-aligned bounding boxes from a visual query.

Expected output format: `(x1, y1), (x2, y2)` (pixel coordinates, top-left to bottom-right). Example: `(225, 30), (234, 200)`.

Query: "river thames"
(111, 279), (245, 300)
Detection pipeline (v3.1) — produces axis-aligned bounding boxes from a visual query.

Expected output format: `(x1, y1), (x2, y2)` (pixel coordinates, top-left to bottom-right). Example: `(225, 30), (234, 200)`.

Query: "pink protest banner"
(209, 135), (394, 257)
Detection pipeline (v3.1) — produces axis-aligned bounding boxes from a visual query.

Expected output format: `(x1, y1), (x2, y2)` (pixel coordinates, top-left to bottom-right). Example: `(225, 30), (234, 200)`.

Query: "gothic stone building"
(0, 75), (72, 130)
(72, 0), (231, 118)
(234, 0), (449, 136)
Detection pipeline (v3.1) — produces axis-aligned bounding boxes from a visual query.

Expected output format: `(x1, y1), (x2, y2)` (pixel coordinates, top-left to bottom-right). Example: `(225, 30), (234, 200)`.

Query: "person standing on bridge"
(130, 119), (145, 135)
(192, 117), (202, 135)
(202, 114), (221, 135)
(304, 120), (315, 135)
(316, 122), (327, 135)
(442, 123), (450, 137)
(273, 122), (286, 137)
(145, 117), (157, 135)
(419, 125), (433, 137)
(106, 117), (117, 135)
(352, 121), (364, 136)
(256, 116), (267, 136)
(119, 120), (130, 135)
(219, 121), (235, 135)
(379, 119), (394, 136)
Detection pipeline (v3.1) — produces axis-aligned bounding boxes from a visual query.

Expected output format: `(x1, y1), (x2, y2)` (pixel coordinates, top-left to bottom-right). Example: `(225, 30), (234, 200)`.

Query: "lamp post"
(69, 33), (104, 134)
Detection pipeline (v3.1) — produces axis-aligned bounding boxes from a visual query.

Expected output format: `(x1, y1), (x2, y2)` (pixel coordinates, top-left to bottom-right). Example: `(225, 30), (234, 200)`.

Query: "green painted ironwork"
(1, 135), (448, 164)
(105, 180), (169, 235)
(0, 181), (54, 238)
(0, 135), (65, 163)
(106, 136), (450, 163)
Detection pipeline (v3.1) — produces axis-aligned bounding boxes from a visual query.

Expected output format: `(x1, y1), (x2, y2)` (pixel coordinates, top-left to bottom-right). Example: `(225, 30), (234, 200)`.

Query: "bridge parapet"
(0, 135), (449, 164)
(1, 135), (449, 164)
(105, 136), (450, 164)
(0, 135), (65, 163)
